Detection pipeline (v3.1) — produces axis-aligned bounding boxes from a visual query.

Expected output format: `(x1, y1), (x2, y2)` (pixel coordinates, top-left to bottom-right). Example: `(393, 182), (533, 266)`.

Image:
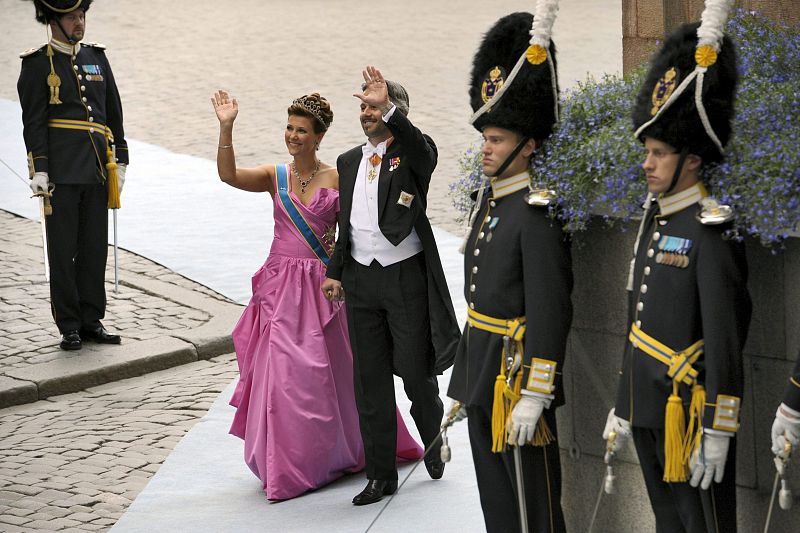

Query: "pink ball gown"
(229, 166), (422, 501)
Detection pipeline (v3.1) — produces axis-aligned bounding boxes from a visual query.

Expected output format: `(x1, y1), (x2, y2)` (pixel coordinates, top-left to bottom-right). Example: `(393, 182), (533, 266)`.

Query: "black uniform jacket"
(17, 41), (128, 184)
(783, 358), (800, 412)
(615, 185), (751, 431)
(326, 109), (460, 374)
(447, 183), (573, 410)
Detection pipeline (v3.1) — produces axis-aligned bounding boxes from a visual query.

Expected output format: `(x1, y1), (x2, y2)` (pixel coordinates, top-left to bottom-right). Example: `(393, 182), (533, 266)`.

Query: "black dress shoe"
(79, 326), (121, 344)
(60, 330), (82, 351)
(425, 457), (445, 480)
(352, 479), (398, 506)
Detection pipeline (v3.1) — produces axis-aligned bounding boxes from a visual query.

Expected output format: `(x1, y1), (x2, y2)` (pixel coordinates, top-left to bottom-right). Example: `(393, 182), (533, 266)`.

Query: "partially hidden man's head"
(469, 12), (560, 178)
(359, 79), (409, 139)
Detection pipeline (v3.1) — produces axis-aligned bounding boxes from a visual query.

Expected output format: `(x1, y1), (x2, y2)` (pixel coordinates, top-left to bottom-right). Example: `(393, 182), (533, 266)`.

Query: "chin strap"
(491, 137), (529, 179)
(665, 147), (690, 195)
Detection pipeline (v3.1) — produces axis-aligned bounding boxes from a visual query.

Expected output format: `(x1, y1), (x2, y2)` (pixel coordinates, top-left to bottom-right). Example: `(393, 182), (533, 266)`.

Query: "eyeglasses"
(642, 148), (678, 159)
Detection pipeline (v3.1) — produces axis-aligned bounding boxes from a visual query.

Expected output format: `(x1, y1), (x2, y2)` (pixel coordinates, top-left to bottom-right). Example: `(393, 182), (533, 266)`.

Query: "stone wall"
(556, 218), (800, 531)
(622, 0), (800, 72)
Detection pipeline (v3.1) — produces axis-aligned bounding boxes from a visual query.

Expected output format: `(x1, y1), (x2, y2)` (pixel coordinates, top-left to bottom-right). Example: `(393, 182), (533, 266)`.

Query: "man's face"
(641, 137), (681, 194)
(359, 102), (390, 140)
(51, 9), (86, 42)
(481, 126), (530, 178)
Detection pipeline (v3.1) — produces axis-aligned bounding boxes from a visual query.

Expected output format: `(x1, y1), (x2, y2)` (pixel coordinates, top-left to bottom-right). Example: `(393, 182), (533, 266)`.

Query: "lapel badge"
(397, 190), (414, 208)
(655, 235), (692, 268)
(389, 157), (400, 172)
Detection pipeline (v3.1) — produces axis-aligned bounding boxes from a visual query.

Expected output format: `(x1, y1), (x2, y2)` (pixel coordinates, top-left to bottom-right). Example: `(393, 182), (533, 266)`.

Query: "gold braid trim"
(40, 1), (83, 13)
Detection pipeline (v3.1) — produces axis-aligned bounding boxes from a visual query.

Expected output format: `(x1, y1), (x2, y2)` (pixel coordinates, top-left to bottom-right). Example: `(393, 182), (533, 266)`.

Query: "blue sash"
(275, 164), (330, 265)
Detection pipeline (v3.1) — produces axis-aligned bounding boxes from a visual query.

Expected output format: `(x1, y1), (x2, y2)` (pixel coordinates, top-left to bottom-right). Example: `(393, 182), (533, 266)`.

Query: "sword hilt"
(604, 431), (617, 465)
(33, 183), (55, 215)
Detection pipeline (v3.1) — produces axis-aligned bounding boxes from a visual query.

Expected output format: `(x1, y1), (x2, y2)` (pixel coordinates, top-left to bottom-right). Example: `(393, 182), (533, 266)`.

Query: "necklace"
(291, 159), (320, 194)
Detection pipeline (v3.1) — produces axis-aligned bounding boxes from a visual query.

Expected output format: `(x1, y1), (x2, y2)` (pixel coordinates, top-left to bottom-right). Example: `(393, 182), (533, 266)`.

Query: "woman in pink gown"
(211, 91), (422, 501)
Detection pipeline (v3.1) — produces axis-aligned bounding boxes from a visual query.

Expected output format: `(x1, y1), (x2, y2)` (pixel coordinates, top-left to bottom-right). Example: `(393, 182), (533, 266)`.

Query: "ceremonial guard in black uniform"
(18, 0), (127, 350)
(447, 12), (572, 533)
(603, 10), (752, 532)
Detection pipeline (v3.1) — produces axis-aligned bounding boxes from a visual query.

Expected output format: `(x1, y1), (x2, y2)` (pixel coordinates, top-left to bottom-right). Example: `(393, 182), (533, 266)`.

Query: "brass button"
(473, 249), (480, 256)
(647, 249), (654, 258)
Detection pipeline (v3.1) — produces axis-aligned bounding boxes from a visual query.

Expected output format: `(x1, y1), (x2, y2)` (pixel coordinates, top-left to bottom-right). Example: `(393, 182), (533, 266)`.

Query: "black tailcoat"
(327, 109), (460, 373)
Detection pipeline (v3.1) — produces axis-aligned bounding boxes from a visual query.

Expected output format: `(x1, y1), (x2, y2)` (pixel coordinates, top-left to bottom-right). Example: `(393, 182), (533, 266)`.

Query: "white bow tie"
(362, 143), (386, 158)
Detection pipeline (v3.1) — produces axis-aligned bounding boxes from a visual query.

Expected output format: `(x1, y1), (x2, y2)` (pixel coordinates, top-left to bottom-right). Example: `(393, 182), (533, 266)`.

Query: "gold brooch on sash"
(651, 67), (679, 116)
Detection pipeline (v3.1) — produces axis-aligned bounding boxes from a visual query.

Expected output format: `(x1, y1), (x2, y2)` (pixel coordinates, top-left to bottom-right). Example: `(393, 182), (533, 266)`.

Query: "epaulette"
(524, 188), (556, 207)
(19, 44), (46, 58)
(697, 197), (735, 225)
(82, 42), (106, 49)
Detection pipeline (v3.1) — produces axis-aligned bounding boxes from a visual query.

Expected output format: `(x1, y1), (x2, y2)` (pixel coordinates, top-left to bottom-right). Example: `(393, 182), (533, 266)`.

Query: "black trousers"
(342, 253), (443, 480)
(466, 404), (565, 533)
(632, 427), (737, 533)
(46, 183), (108, 333)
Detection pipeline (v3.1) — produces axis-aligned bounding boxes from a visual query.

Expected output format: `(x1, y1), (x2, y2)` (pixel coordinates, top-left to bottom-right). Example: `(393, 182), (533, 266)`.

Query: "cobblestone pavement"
(0, 0), (622, 233)
(0, 353), (238, 532)
(0, 210), (228, 373)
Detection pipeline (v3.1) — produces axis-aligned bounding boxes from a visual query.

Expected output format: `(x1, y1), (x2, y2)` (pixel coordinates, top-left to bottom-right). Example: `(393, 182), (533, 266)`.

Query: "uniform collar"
(49, 38), (80, 57)
(490, 171), (529, 199)
(657, 182), (708, 216)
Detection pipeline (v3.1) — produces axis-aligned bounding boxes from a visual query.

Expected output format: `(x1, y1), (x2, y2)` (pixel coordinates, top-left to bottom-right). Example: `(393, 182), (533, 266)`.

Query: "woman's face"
(285, 114), (321, 157)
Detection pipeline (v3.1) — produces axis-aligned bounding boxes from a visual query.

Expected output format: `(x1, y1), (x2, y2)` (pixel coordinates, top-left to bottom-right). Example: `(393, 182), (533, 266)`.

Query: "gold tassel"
(532, 415), (555, 447)
(491, 371), (508, 453)
(663, 381), (688, 482)
(46, 44), (62, 105)
(681, 384), (706, 465)
(106, 144), (121, 209)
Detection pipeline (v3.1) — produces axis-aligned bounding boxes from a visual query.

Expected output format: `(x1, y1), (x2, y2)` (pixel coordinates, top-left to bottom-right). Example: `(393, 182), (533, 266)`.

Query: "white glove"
(30, 172), (49, 195)
(508, 394), (548, 446)
(117, 164), (127, 193)
(690, 429), (731, 490)
(771, 403), (800, 462)
(602, 408), (632, 459)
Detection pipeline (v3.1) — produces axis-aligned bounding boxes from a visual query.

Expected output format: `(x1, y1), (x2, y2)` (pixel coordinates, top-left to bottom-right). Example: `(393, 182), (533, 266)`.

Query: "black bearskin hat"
(632, 22), (738, 164)
(470, 12), (559, 141)
(31, 0), (92, 24)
